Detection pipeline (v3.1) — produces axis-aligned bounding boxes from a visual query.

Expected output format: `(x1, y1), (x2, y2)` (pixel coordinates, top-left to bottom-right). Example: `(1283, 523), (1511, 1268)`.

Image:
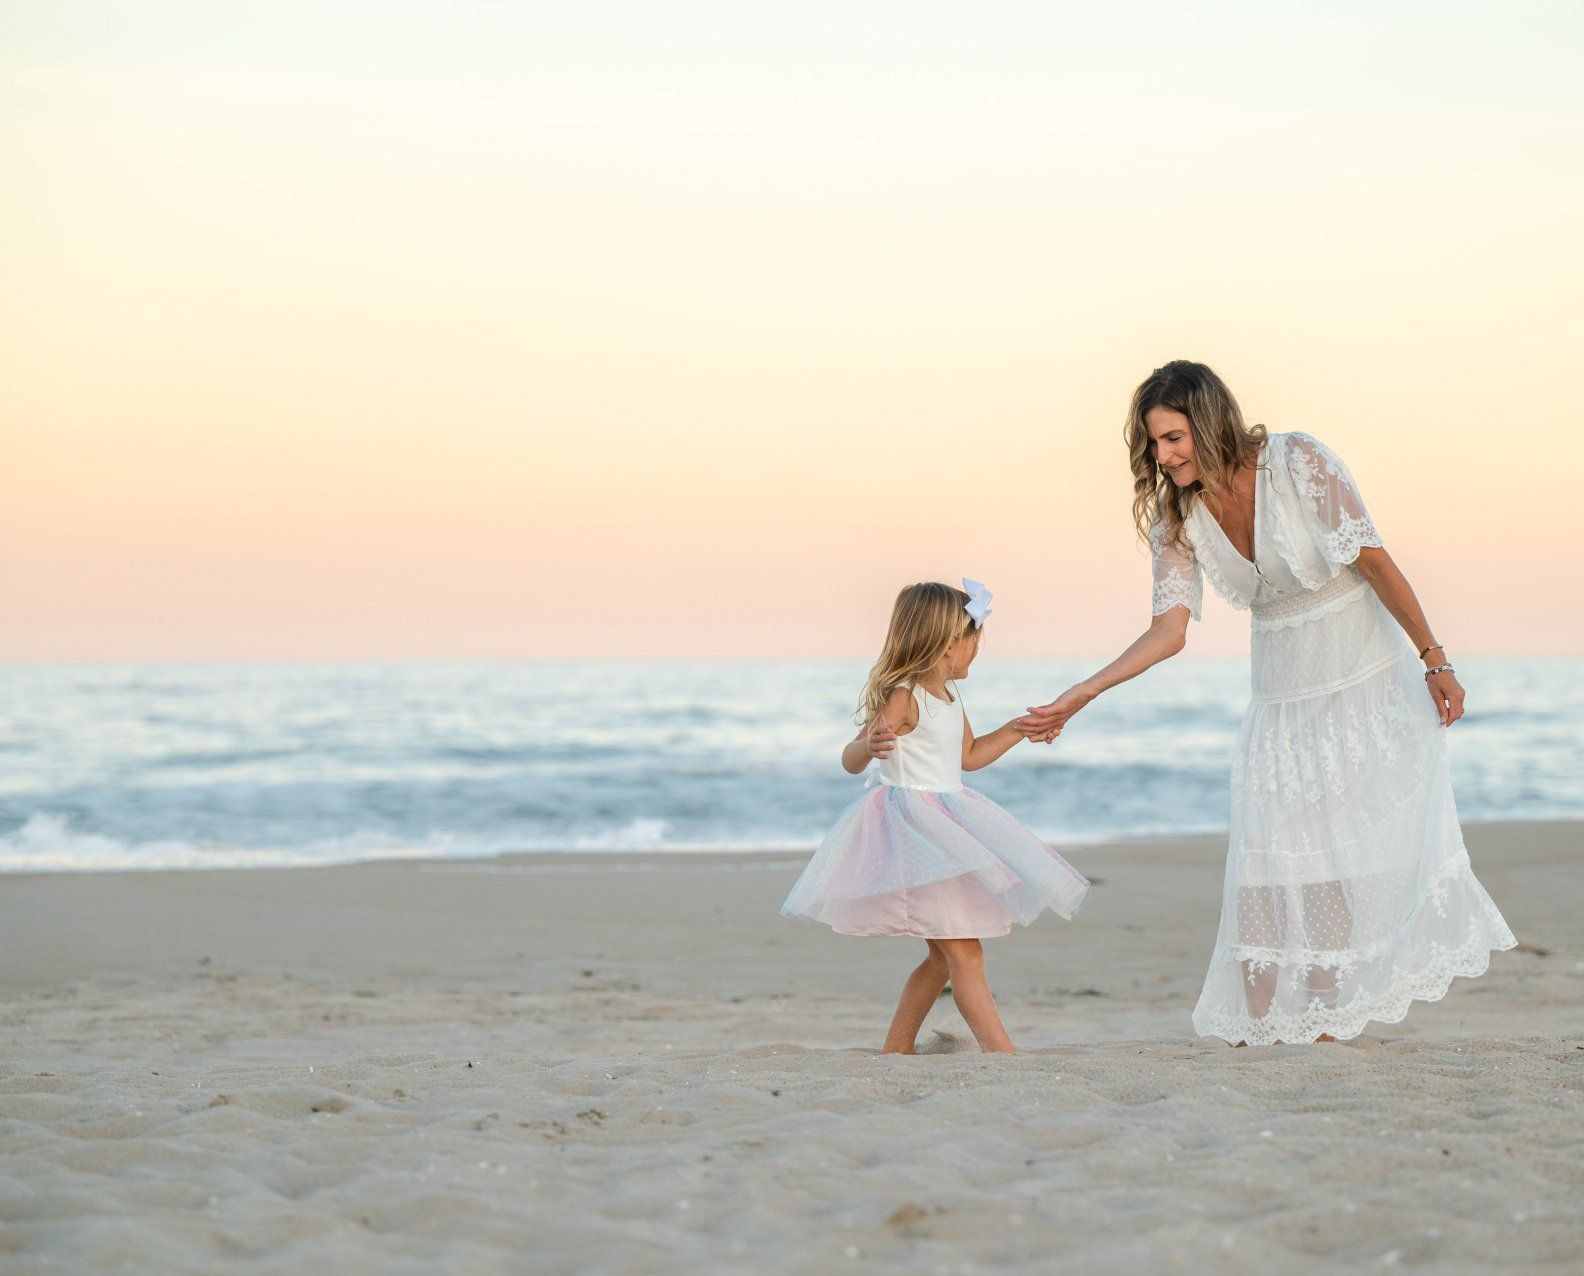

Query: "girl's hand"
(1017, 684), (1095, 738)
(1426, 668), (1465, 726)
(866, 718), (899, 759)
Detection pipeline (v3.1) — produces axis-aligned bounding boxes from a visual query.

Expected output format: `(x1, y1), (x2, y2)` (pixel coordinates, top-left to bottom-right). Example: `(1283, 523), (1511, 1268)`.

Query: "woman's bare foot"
(1227, 1032), (1337, 1048)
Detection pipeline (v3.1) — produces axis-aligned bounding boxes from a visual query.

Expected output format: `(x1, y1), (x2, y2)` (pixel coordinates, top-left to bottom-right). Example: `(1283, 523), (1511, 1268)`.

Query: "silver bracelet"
(1424, 663), (1454, 678)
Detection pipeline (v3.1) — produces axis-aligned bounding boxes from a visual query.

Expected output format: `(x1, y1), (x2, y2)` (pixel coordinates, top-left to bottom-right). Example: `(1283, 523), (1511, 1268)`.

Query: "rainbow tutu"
(780, 782), (1090, 939)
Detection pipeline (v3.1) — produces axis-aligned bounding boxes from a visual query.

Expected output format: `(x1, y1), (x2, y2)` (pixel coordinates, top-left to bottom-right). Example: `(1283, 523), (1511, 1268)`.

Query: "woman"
(1020, 361), (1514, 1046)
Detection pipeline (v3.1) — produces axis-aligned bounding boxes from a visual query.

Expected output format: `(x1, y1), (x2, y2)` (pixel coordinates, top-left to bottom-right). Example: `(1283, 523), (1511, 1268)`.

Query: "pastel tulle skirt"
(780, 784), (1090, 939)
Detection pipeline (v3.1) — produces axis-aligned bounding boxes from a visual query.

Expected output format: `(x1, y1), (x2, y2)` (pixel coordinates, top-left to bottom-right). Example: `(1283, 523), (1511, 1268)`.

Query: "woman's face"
(1145, 407), (1198, 487)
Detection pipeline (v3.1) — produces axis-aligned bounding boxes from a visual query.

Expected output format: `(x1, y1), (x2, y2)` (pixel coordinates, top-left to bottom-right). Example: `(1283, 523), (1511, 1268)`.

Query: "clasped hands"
(1014, 682), (1096, 745)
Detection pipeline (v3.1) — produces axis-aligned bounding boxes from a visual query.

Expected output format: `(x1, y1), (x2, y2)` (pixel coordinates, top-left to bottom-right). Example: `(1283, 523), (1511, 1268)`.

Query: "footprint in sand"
(916, 1030), (973, 1055)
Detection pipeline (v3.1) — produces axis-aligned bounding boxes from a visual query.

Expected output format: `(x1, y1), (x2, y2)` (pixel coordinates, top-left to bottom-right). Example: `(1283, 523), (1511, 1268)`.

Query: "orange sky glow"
(4, 4), (1580, 659)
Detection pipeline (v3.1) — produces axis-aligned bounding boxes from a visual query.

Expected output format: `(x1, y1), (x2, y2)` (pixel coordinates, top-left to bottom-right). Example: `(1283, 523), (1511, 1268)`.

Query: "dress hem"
(778, 908), (1014, 940)
(1192, 919), (1516, 1046)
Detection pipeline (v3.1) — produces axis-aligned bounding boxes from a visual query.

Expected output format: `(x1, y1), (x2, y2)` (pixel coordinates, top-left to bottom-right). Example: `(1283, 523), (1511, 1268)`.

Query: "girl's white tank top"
(877, 683), (963, 792)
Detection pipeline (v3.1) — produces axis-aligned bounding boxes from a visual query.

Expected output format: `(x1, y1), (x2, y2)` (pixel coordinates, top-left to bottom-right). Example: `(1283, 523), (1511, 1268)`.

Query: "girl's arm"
(1017, 606), (1190, 737)
(961, 714), (1027, 772)
(1354, 546), (1465, 726)
(841, 686), (916, 774)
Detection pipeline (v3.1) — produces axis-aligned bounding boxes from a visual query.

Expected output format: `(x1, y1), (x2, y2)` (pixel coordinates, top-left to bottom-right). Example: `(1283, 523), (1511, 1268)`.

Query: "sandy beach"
(2, 820), (1580, 1274)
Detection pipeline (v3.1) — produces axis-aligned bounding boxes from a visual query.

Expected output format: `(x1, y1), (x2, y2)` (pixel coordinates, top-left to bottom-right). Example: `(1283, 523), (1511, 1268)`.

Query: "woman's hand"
(1426, 668), (1466, 727)
(1354, 547), (1464, 728)
(1017, 683), (1096, 740)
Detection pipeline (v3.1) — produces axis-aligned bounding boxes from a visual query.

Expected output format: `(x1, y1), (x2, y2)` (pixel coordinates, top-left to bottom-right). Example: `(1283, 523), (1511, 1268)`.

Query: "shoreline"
(0, 814), (1563, 877)
(0, 819), (1565, 999)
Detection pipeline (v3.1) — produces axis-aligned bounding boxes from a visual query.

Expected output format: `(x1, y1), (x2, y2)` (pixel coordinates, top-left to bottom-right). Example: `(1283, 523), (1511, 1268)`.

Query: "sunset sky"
(5, 2), (1581, 659)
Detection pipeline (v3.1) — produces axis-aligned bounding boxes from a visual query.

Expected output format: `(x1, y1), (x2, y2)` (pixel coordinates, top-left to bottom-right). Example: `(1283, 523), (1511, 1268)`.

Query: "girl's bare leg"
(881, 940), (950, 1054)
(938, 939), (1015, 1053)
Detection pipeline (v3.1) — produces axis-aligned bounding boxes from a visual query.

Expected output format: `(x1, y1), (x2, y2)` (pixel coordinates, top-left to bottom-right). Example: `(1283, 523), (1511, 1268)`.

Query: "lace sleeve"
(1149, 519), (1202, 621)
(1283, 433), (1384, 567)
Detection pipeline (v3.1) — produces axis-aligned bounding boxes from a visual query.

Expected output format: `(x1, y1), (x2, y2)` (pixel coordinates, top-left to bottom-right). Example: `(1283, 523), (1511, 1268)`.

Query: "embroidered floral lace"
(1145, 433), (1513, 1044)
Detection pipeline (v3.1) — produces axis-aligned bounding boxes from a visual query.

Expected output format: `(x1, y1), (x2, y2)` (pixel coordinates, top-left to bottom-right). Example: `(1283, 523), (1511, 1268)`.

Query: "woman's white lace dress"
(1151, 433), (1515, 1045)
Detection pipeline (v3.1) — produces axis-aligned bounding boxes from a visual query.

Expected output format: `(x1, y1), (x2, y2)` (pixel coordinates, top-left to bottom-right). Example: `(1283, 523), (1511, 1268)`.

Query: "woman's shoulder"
(1264, 431), (1356, 489)
(1266, 430), (1343, 464)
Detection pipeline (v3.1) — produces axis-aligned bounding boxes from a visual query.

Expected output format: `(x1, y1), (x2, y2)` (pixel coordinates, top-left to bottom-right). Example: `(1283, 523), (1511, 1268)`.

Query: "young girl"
(780, 580), (1090, 1054)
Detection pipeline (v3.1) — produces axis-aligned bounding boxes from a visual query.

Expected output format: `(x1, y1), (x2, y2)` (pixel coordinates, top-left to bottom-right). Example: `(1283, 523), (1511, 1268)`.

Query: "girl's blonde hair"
(856, 582), (978, 723)
(1124, 360), (1267, 547)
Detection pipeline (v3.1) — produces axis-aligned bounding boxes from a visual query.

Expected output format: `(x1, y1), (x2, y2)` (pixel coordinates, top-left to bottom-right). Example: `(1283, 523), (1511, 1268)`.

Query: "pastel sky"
(5, 2), (1581, 660)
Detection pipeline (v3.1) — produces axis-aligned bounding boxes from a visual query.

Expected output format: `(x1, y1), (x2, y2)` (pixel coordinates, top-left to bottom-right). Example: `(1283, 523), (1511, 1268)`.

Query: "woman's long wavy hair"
(1125, 360), (1267, 546)
(856, 582), (978, 724)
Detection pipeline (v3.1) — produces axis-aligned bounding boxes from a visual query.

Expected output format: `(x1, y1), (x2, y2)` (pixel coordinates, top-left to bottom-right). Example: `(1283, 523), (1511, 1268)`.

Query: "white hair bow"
(962, 578), (992, 627)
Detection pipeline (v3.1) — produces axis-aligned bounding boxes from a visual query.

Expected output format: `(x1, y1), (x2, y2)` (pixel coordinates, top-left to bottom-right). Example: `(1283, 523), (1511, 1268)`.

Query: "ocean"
(2, 659), (1579, 872)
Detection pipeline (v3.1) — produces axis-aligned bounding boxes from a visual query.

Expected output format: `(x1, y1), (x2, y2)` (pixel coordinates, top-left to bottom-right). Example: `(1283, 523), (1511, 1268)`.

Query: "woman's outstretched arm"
(1016, 606), (1190, 737)
(1354, 546), (1465, 726)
